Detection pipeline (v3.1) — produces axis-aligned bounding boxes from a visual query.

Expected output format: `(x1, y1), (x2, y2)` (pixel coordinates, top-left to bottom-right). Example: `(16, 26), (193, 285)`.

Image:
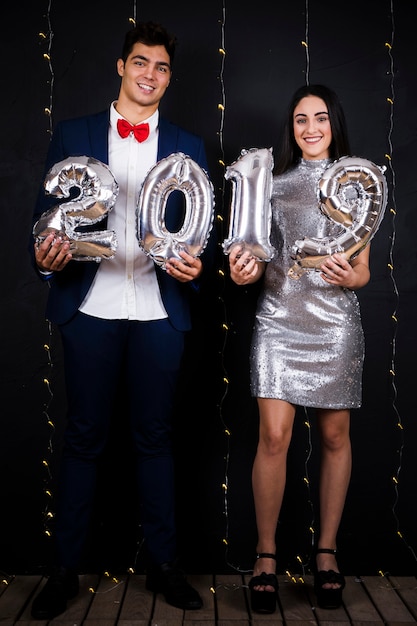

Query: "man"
(31, 21), (215, 619)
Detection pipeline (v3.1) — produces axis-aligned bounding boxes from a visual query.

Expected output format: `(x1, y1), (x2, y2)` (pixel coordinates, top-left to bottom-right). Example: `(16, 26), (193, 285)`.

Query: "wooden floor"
(1, 572), (417, 625)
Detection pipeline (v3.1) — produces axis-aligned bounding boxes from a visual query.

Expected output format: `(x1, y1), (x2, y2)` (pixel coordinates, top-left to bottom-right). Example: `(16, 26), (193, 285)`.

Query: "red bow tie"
(117, 118), (150, 142)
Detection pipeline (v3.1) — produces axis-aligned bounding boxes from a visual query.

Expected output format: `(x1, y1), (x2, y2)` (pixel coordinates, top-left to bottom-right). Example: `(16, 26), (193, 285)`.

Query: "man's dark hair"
(121, 21), (177, 66)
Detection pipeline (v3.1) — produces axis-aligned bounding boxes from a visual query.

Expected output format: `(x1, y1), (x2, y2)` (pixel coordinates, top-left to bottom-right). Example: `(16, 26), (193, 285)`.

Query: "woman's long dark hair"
(274, 84), (351, 175)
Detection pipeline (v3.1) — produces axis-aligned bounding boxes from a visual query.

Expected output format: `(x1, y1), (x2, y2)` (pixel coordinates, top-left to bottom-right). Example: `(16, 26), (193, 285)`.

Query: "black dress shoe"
(31, 566), (79, 619)
(146, 562), (203, 610)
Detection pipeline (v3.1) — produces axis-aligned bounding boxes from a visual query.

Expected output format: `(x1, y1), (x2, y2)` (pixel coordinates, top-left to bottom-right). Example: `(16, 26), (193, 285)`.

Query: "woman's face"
(293, 95), (332, 160)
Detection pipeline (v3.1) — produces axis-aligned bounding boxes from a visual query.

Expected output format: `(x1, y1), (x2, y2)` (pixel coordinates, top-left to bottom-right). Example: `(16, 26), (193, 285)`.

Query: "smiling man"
(31, 21), (215, 619)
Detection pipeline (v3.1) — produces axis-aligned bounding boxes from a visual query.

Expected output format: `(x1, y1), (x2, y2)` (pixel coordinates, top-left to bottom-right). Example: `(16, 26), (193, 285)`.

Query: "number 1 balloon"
(222, 147), (276, 262)
(288, 156), (388, 279)
(137, 152), (215, 269)
(33, 156), (119, 262)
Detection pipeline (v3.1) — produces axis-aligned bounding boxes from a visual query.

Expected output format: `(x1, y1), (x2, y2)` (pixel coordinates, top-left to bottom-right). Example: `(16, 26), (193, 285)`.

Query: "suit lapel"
(157, 117), (179, 160)
(87, 111), (110, 164)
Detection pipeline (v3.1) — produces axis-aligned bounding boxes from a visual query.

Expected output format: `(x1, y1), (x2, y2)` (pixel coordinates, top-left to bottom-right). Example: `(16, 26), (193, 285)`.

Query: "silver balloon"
(33, 156), (119, 261)
(288, 156), (388, 279)
(137, 152), (215, 268)
(223, 147), (275, 261)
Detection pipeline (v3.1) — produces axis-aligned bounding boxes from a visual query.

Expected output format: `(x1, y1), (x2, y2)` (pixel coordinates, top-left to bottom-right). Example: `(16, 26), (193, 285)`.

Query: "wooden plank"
(301, 574), (351, 625)
(184, 573), (216, 623)
(83, 572), (128, 626)
(213, 573), (249, 625)
(388, 576), (417, 620)
(150, 583), (184, 626)
(361, 575), (416, 624)
(275, 574), (314, 624)
(342, 575), (384, 624)
(117, 574), (153, 625)
(0, 574), (16, 599)
(14, 573), (99, 625)
(2, 575), (43, 624)
(50, 574), (101, 625)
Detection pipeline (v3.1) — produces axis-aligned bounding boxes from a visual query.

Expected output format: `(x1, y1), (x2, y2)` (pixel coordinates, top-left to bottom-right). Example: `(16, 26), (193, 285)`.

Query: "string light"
(212, 0), (249, 574)
(379, 0), (417, 570)
(294, 0), (318, 579)
(302, 0), (310, 84)
(38, 0), (54, 134)
(298, 407), (315, 575)
(129, 0), (137, 26)
(87, 573), (125, 596)
(40, 327), (55, 539)
(35, 2), (58, 545)
(0, 573), (14, 586)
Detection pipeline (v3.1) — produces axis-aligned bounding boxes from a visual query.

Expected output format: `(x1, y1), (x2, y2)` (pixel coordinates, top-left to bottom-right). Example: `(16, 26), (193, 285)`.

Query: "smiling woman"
(228, 83), (372, 613)
(293, 96), (332, 160)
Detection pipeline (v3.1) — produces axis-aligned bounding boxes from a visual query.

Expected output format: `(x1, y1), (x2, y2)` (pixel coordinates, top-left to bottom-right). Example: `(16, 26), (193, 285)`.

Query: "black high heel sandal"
(314, 548), (345, 609)
(248, 552), (278, 614)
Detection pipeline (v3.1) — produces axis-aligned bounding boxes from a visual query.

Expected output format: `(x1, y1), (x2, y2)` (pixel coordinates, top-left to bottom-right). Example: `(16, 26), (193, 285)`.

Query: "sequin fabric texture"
(250, 158), (364, 409)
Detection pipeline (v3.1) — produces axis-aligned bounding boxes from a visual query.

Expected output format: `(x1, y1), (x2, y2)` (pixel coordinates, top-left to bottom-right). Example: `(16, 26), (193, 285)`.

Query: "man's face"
(117, 42), (172, 110)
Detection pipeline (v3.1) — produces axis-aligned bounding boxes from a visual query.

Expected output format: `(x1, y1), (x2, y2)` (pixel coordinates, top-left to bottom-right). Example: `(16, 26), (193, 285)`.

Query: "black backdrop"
(1, 0), (417, 577)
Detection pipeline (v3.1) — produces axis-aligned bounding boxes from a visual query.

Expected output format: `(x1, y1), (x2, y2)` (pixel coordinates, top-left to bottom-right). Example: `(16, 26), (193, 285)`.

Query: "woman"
(228, 84), (370, 613)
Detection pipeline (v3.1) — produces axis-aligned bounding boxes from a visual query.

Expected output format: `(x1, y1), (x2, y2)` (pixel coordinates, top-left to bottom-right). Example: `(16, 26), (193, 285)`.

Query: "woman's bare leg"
(316, 408), (351, 588)
(251, 398), (296, 590)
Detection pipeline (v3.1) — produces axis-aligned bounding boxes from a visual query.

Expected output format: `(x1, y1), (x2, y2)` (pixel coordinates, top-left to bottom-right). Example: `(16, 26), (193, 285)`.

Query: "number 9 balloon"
(288, 156), (388, 279)
(33, 156), (119, 262)
(222, 147), (276, 261)
(137, 152), (215, 269)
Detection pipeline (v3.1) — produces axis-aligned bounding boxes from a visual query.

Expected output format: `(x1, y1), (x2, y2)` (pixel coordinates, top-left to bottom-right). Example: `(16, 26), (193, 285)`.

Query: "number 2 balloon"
(33, 156), (119, 262)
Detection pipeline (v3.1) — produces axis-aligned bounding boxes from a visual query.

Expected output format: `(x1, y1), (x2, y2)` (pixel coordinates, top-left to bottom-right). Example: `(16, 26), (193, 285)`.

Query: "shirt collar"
(110, 101), (159, 135)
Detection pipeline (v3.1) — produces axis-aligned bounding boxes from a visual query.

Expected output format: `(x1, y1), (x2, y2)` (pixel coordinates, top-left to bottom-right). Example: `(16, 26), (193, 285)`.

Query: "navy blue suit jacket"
(34, 110), (216, 331)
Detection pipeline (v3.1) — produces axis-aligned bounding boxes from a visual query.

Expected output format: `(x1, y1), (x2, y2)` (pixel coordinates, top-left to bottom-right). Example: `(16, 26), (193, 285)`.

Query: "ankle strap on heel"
(316, 548), (337, 555)
(256, 552), (277, 560)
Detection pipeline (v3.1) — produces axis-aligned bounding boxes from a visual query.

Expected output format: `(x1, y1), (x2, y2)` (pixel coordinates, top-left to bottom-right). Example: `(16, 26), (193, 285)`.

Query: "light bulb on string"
(39, 1), (54, 135)
(36, 3), (57, 550)
(212, 0), (238, 574)
(302, 0), (310, 84)
(377, 0), (417, 572)
(130, 0), (137, 27)
(37, 318), (55, 540)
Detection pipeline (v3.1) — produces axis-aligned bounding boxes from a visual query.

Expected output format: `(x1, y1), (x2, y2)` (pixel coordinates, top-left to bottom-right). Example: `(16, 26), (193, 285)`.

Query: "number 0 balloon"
(137, 152), (215, 268)
(33, 156), (119, 261)
(288, 156), (388, 279)
(222, 147), (275, 261)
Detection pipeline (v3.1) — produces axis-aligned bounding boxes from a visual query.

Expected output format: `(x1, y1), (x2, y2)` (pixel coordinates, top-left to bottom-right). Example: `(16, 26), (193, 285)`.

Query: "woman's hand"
(228, 245), (265, 285)
(319, 249), (370, 290)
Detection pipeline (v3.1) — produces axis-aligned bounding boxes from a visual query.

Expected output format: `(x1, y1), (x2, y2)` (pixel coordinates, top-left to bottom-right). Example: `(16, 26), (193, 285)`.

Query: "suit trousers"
(54, 311), (185, 569)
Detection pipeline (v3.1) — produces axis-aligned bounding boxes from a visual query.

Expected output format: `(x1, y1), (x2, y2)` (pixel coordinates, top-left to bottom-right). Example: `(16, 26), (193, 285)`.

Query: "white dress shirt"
(79, 103), (168, 321)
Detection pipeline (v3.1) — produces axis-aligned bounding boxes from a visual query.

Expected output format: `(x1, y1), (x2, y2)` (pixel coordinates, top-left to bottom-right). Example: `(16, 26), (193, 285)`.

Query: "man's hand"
(165, 250), (202, 282)
(34, 232), (73, 272)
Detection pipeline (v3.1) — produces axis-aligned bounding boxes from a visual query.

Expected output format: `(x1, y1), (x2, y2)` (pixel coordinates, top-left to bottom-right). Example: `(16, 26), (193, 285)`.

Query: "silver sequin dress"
(250, 158), (364, 409)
